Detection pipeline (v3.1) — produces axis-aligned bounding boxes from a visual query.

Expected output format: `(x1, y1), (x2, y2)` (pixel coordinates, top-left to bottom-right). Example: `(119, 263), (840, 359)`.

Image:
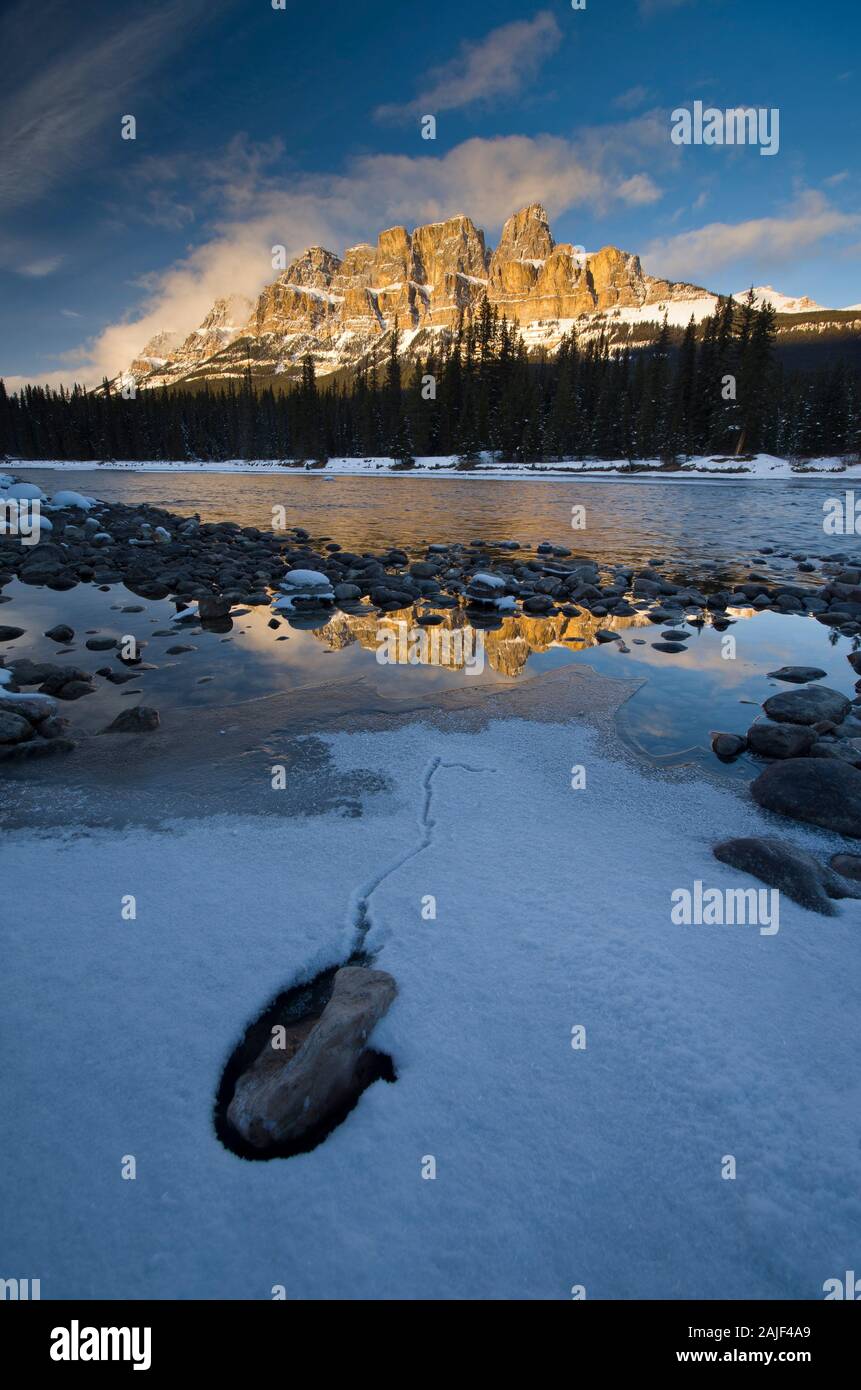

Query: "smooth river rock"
(227, 965), (397, 1150)
(830, 853), (861, 881)
(747, 721), (817, 759)
(0, 709), (34, 743)
(102, 706), (160, 733)
(711, 732), (747, 760)
(714, 835), (861, 915)
(761, 685), (851, 726)
(751, 758), (861, 837)
(766, 666), (827, 684)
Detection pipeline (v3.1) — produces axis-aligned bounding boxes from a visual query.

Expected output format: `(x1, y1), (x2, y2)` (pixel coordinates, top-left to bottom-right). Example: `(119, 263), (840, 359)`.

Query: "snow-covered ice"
(2, 718), (860, 1299)
(7, 454), (861, 481)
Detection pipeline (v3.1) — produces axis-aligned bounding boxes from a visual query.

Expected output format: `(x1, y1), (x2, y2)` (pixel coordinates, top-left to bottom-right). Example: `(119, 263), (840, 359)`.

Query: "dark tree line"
(2, 295), (859, 465)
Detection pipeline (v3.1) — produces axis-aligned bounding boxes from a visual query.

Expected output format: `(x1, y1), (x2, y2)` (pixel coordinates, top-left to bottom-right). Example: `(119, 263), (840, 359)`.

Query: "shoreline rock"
(714, 835), (861, 914)
(102, 706), (160, 734)
(751, 759), (861, 837)
(227, 965), (396, 1151)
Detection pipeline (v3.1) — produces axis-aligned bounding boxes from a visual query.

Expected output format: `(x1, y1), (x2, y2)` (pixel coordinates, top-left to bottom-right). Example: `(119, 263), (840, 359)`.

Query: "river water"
(4, 470), (861, 773)
(14, 468), (856, 569)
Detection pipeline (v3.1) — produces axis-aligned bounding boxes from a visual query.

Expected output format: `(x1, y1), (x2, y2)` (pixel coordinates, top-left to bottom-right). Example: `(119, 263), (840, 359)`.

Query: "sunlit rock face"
(312, 604), (654, 678)
(129, 296), (254, 390)
(126, 330), (184, 380)
(118, 204), (717, 390)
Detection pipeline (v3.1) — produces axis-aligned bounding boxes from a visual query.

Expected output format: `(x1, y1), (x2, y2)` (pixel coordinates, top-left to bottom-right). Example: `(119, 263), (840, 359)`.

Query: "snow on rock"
(2, 481), (45, 501)
(0, 686), (56, 704)
(469, 572), (505, 590)
(280, 569), (333, 589)
(49, 490), (95, 510)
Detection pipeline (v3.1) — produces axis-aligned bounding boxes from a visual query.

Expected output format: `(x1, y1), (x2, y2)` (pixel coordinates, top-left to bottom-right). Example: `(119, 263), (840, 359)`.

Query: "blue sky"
(1, 0), (859, 387)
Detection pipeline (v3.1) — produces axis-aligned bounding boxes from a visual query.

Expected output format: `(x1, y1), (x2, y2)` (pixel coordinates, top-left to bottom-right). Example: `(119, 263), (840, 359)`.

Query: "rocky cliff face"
(117, 204), (721, 390)
(314, 600), (658, 678)
(123, 296), (254, 390)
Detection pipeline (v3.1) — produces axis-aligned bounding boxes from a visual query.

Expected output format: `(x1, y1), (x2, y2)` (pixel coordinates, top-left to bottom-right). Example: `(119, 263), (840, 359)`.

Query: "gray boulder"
(0, 709), (34, 744)
(762, 685), (851, 726)
(711, 732), (747, 760)
(809, 740), (861, 767)
(198, 595), (232, 620)
(8, 659), (68, 685)
(714, 836), (861, 915)
(747, 721), (816, 759)
(227, 966), (396, 1150)
(830, 853), (861, 881)
(0, 694), (57, 723)
(751, 758), (861, 836)
(39, 715), (70, 740)
(0, 735), (75, 762)
(102, 706), (160, 733)
(766, 666), (827, 684)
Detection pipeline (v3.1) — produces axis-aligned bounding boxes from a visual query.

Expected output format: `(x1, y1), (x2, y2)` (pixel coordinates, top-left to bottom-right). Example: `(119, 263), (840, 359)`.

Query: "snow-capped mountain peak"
(732, 285), (827, 314)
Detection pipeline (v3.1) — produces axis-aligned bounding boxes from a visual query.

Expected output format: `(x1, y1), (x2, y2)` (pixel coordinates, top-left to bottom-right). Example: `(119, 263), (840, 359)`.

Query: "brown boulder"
(227, 966), (397, 1150)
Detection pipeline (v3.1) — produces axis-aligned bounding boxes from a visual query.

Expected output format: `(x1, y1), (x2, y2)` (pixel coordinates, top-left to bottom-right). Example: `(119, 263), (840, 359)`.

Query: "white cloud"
(616, 174), (663, 205)
(375, 12), (562, 121)
(643, 190), (860, 280)
(8, 130), (665, 390)
(19, 256), (63, 278)
(613, 85), (652, 111)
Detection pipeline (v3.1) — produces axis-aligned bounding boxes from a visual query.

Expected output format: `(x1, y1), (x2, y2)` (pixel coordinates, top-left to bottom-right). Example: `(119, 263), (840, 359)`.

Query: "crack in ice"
(348, 756), (496, 958)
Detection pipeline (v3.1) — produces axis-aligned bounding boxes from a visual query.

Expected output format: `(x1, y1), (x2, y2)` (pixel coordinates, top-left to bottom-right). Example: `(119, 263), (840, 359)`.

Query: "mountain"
(116, 204), (861, 391)
(732, 285), (826, 313)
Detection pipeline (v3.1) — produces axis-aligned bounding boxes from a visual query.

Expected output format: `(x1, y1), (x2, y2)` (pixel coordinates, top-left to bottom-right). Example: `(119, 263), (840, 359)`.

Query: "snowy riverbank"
(3, 711), (860, 1299)
(6, 453), (861, 481)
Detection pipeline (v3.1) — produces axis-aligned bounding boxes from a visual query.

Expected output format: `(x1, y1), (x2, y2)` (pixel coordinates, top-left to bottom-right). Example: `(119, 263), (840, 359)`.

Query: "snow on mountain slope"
(115, 206), (857, 393)
(732, 285), (827, 313)
(117, 205), (715, 390)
